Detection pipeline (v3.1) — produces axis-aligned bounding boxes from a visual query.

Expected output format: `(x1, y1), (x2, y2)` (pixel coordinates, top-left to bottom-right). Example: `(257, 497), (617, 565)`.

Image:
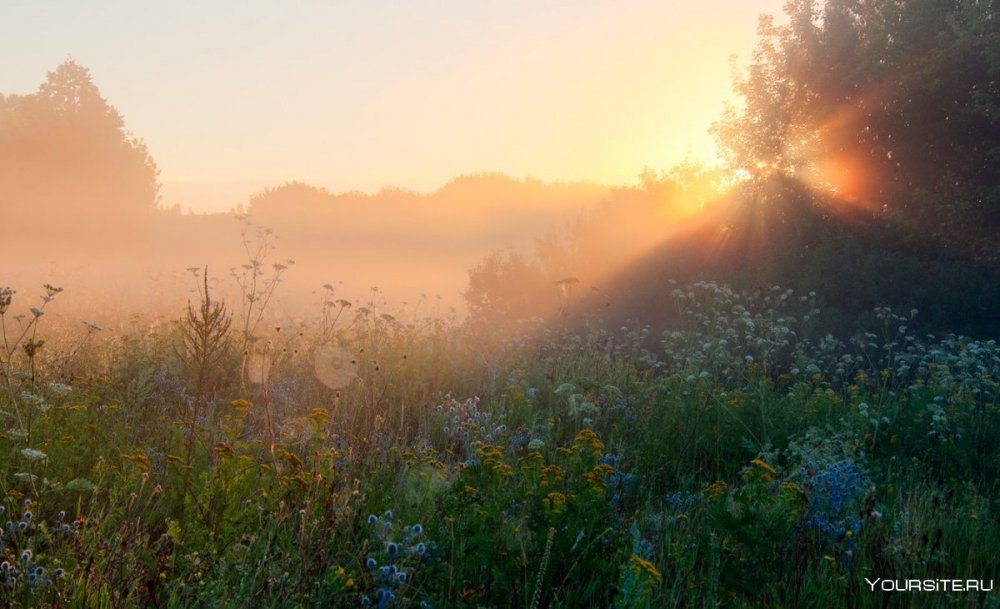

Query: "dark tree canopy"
(0, 60), (160, 233)
(713, 0), (1000, 258)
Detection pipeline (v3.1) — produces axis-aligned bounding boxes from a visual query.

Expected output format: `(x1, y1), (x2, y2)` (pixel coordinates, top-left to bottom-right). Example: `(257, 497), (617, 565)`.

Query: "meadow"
(5, 0), (1000, 606)
(1, 256), (997, 609)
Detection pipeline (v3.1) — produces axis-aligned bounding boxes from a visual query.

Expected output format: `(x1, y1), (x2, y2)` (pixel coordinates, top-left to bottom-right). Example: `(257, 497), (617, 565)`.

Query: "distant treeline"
(3, 0), (1000, 337)
(466, 0), (1000, 338)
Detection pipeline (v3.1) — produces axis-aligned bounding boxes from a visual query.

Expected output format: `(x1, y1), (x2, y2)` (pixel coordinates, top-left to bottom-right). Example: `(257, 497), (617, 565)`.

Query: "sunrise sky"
(3, 0), (784, 212)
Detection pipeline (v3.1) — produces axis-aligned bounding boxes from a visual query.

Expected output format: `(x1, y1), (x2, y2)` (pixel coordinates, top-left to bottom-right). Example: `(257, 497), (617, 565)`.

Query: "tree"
(0, 60), (160, 233)
(713, 0), (1000, 258)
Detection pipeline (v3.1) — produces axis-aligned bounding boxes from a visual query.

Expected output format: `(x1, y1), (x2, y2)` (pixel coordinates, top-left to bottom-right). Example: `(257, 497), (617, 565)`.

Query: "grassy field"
(0, 278), (997, 608)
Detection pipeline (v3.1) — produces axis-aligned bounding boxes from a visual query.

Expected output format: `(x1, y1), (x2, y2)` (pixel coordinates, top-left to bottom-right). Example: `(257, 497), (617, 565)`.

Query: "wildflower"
(231, 399), (252, 417)
(23, 511), (32, 522)
(415, 542), (426, 555)
(366, 557), (377, 569)
(411, 523), (423, 535)
(706, 480), (728, 498)
(49, 382), (72, 396)
(387, 542), (399, 557)
(20, 550), (31, 562)
(544, 492), (568, 514)
(0, 288), (13, 314)
(397, 571), (408, 583)
(783, 482), (808, 502)
(747, 458), (778, 482)
(629, 555), (663, 584)
(21, 448), (47, 461)
(383, 510), (393, 520)
(367, 514), (378, 525)
(30, 307), (44, 318)
(54, 568), (64, 578)
(574, 429), (604, 457)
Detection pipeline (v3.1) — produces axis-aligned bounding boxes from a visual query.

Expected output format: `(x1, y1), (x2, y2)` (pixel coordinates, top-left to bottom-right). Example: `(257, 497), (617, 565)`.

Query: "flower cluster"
(433, 395), (507, 459)
(798, 461), (867, 549)
(362, 511), (430, 608)
(0, 501), (75, 592)
(598, 453), (638, 509)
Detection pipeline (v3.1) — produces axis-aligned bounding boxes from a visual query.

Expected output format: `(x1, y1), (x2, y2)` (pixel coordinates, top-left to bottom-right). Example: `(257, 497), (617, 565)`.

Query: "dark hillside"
(561, 175), (1000, 338)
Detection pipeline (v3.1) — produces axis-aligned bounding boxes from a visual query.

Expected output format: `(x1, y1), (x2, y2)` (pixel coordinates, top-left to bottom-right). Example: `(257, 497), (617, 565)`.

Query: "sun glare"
(809, 152), (877, 210)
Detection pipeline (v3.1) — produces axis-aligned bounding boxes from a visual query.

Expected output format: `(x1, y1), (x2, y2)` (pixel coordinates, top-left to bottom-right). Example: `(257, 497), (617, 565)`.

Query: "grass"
(0, 278), (997, 608)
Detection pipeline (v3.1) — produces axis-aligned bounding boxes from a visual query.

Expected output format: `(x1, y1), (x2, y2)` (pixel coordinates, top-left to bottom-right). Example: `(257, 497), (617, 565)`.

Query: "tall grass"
(0, 276), (996, 608)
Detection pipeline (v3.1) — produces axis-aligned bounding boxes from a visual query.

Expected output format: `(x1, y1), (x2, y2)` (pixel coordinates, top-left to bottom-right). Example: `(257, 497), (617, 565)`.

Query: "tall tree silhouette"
(0, 60), (159, 235)
(713, 0), (1000, 258)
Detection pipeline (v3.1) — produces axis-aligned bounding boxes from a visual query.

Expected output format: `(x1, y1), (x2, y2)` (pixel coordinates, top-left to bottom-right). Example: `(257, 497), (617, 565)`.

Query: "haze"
(3, 0), (782, 212)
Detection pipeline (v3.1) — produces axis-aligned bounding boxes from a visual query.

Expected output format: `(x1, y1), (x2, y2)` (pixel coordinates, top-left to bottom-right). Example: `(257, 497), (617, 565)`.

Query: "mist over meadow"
(2, 1), (1000, 608)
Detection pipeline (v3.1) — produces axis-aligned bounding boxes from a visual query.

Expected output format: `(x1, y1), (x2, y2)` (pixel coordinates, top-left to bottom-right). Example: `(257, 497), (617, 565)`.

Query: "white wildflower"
(20, 448), (47, 461)
(48, 383), (71, 396)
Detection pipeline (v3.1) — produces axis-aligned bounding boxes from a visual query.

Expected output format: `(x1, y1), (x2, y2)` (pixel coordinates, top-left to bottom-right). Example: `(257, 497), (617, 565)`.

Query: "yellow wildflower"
(544, 491), (568, 515)
(232, 399), (252, 418)
(750, 458), (777, 480)
(629, 555), (662, 584)
(574, 429), (604, 457)
(707, 480), (728, 498)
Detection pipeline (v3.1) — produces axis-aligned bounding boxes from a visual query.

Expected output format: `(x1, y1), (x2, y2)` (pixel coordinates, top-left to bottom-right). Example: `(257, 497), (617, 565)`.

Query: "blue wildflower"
(800, 460), (868, 549)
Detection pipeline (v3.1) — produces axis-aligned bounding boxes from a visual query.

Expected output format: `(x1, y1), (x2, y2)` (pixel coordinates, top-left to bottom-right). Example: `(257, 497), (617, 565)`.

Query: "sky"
(3, 0), (785, 212)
